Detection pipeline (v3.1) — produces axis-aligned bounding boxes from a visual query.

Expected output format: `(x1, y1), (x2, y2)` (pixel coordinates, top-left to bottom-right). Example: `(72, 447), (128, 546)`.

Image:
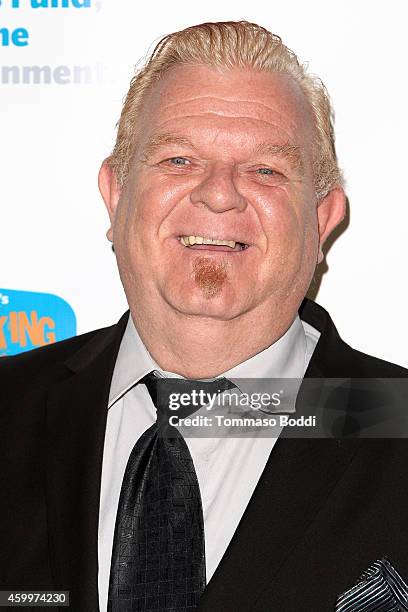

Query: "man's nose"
(189, 164), (247, 213)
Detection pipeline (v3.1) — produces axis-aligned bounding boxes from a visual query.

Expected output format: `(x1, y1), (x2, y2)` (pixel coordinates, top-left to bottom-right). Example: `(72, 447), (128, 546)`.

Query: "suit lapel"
(46, 313), (129, 611)
(198, 300), (361, 611)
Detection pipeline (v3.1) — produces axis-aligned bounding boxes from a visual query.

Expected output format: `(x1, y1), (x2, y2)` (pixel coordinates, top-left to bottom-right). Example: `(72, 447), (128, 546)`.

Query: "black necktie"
(108, 371), (234, 611)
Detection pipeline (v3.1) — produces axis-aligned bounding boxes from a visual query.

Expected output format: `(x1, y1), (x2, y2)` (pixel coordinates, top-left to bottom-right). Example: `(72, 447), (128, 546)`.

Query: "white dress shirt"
(98, 313), (320, 611)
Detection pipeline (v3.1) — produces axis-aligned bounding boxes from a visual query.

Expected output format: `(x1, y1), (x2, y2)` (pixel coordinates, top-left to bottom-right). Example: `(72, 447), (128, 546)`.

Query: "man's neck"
(129, 297), (301, 379)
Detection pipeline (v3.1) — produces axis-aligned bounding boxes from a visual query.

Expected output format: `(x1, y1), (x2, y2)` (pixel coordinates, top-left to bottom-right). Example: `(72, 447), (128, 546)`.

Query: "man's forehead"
(131, 64), (315, 178)
(141, 64), (314, 132)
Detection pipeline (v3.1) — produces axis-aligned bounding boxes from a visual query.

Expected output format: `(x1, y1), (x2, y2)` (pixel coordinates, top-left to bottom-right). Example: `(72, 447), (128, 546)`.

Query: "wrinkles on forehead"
(151, 94), (308, 137)
(132, 65), (315, 181)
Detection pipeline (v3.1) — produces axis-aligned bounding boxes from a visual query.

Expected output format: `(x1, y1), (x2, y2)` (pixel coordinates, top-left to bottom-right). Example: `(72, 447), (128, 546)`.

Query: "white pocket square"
(335, 557), (408, 611)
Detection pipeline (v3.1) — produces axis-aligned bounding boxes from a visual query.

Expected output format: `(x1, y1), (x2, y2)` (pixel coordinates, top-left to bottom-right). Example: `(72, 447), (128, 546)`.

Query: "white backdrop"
(1, 0), (407, 365)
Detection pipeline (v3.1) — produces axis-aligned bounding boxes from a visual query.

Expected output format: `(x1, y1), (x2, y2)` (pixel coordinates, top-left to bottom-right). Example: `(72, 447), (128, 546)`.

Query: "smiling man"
(2, 20), (408, 612)
(99, 57), (343, 379)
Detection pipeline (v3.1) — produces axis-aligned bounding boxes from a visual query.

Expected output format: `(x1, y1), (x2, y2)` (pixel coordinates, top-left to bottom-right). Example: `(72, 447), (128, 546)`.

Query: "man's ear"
(316, 187), (346, 263)
(98, 158), (121, 242)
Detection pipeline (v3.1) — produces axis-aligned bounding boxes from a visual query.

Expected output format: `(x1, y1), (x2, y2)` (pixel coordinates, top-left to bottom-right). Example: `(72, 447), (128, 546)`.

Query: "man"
(1, 20), (408, 612)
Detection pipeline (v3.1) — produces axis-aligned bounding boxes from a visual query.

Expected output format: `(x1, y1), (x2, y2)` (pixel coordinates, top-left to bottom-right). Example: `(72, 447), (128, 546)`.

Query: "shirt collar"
(108, 312), (309, 409)
(108, 315), (162, 408)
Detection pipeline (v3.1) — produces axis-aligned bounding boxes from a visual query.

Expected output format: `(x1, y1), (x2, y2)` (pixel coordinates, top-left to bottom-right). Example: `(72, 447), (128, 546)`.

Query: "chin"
(162, 290), (245, 320)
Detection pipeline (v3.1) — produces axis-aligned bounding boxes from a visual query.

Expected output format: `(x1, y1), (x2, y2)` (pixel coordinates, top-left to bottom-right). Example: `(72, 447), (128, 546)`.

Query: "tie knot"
(140, 370), (235, 420)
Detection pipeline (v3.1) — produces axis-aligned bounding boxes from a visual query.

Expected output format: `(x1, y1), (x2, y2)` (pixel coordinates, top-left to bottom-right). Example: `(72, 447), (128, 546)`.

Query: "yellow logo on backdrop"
(0, 310), (56, 350)
(0, 289), (76, 356)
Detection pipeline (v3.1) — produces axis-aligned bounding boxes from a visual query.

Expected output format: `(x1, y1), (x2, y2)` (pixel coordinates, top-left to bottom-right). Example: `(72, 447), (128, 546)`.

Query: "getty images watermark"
(166, 384), (315, 430)
(154, 377), (408, 438)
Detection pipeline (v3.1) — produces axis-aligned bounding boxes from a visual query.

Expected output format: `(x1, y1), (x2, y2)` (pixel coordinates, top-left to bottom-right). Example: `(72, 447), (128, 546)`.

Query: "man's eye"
(168, 157), (189, 166)
(256, 167), (276, 175)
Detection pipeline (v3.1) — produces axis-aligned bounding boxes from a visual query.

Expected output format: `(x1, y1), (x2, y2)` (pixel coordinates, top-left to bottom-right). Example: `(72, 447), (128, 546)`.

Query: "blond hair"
(109, 20), (343, 200)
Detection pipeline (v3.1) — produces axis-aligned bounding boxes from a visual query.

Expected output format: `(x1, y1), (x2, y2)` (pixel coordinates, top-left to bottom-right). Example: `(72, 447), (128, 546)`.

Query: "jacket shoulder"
(349, 346), (408, 377)
(301, 298), (408, 378)
(0, 322), (117, 391)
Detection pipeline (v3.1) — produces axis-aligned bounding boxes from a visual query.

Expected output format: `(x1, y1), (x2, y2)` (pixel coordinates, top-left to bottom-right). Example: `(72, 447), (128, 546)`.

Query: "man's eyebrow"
(140, 134), (305, 175)
(141, 133), (195, 160)
(254, 142), (305, 175)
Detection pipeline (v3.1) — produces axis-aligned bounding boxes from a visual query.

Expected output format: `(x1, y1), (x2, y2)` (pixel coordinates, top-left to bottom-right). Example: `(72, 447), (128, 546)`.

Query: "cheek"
(134, 177), (196, 245)
(259, 188), (307, 251)
(254, 188), (318, 283)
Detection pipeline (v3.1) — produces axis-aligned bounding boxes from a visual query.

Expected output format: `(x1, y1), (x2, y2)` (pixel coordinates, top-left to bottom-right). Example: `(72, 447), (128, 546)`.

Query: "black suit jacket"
(1, 298), (408, 611)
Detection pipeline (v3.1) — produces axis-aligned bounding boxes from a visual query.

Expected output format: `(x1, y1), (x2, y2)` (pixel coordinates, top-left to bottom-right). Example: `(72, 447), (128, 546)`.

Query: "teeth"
(180, 235), (239, 248)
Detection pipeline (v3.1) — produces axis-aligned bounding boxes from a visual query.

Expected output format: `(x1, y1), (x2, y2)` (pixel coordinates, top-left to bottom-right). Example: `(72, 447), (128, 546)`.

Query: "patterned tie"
(108, 371), (234, 611)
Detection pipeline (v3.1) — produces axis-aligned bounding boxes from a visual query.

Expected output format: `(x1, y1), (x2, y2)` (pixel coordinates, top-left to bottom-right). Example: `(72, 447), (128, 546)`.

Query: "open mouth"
(177, 235), (249, 252)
